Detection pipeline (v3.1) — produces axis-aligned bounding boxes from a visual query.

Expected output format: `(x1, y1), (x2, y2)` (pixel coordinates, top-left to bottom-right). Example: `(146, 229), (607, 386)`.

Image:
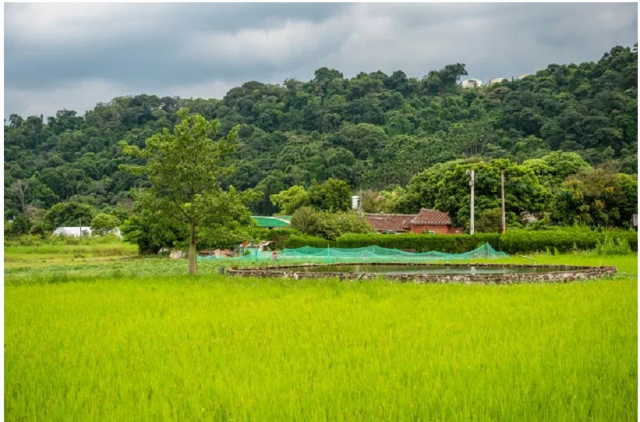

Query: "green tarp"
(251, 216), (291, 228)
(198, 243), (507, 263)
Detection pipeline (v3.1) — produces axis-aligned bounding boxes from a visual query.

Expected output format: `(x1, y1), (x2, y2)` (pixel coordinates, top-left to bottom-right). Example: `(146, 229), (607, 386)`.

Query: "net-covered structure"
(198, 243), (507, 263)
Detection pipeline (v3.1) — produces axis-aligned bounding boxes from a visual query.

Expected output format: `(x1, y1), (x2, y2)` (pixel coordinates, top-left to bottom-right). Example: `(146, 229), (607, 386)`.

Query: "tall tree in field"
(121, 109), (242, 275)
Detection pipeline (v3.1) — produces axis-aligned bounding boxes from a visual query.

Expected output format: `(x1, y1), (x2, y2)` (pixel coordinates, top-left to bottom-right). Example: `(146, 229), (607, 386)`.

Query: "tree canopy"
(4, 45), (637, 235)
(121, 109), (251, 274)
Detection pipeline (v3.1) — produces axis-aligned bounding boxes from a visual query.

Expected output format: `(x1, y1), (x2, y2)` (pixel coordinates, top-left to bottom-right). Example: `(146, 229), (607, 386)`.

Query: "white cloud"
(157, 79), (241, 101)
(184, 6), (354, 67)
(5, 3), (173, 46)
(4, 78), (243, 119)
(4, 3), (637, 118)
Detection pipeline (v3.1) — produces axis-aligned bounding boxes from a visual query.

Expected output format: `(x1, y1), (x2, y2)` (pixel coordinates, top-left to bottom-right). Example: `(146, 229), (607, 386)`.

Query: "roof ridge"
(410, 208), (452, 225)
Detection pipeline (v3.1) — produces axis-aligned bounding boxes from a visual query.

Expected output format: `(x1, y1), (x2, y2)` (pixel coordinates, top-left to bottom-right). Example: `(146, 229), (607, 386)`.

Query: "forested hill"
(4, 45), (637, 218)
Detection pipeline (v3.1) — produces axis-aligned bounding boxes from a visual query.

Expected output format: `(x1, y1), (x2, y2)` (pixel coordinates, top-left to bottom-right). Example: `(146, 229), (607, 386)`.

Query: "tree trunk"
(189, 220), (197, 275)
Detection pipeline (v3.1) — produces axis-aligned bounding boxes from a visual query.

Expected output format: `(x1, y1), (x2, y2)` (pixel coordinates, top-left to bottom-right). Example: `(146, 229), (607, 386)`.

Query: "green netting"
(198, 243), (507, 263)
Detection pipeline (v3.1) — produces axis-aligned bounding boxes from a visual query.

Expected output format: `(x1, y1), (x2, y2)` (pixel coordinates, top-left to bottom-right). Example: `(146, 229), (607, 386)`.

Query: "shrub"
(593, 236), (633, 255)
(498, 227), (637, 254)
(29, 223), (46, 238)
(91, 213), (121, 236)
(43, 202), (97, 232)
(336, 233), (501, 253)
(291, 207), (320, 235)
(332, 227), (637, 255)
(285, 235), (336, 249)
(264, 228), (300, 250)
(243, 227), (300, 249)
(291, 208), (371, 240)
(315, 211), (372, 240)
(195, 228), (247, 251)
(4, 214), (32, 238)
(475, 208), (502, 233)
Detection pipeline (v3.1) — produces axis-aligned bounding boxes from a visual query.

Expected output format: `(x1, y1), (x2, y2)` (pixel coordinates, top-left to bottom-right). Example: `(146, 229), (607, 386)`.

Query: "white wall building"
(460, 78), (483, 89)
(486, 77), (508, 86)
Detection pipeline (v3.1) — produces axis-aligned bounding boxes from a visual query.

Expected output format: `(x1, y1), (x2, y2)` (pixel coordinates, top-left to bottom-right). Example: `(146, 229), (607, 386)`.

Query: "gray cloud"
(4, 3), (637, 119)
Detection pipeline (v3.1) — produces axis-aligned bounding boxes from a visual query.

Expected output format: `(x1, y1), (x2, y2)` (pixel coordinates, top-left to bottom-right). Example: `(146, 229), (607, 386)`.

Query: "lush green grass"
(4, 241), (138, 270)
(4, 243), (638, 421)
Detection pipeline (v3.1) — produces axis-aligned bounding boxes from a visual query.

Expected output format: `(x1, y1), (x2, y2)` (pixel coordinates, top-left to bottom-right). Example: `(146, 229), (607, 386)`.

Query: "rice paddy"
(4, 242), (638, 421)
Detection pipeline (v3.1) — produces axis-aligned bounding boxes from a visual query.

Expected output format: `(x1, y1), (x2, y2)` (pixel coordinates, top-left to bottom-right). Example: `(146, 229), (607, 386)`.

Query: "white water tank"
(351, 195), (361, 211)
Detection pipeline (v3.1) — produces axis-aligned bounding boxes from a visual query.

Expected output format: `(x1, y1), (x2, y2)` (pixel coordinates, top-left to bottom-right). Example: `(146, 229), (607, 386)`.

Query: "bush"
(329, 227), (637, 254)
(240, 228), (300, 250)
(285, 235), (336, 249)
(195, 228), (247, 251)
(91, 213), (121, 236)
(4, 214), (32, 238)
(498, 227), (637, 254)
(43, 202), (97, 232)
(315, 211), (372, 240)
(593, 236), (633, 255)
(475, 208), (502, 233)
(291, 207), (371, 240)
(29, 223), (46, 238)
(336, 233), (501, 253)
(291, 207), (320, 235)
(264, 228), (300, 250)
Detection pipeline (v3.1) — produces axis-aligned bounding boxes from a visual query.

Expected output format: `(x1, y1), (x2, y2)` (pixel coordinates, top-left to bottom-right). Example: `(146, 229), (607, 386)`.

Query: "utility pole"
(500, 170), (506, 234)
(466, 169), (475, 235)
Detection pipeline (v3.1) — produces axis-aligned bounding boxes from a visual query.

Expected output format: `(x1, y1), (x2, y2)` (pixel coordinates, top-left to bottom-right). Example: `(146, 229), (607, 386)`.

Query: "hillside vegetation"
(5, 45), (637, 219)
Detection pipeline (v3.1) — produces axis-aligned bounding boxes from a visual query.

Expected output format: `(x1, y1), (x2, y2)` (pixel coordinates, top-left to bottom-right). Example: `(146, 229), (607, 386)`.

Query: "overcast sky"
(4, 2), (638, 119)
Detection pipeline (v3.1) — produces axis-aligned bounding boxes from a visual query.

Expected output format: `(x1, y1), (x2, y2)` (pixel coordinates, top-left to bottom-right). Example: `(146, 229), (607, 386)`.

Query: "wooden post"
(501, 170), (506, 234)
(466, 170), (475, 235)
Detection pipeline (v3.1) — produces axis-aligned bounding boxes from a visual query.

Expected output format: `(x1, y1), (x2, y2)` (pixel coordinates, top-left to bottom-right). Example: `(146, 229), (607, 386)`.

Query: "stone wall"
(226, 263), (617, 284)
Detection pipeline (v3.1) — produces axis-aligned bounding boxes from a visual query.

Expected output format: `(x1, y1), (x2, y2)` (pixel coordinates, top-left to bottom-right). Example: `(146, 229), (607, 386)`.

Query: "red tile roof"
(410, 209), (452, 226)
(365, 213), (416, 232)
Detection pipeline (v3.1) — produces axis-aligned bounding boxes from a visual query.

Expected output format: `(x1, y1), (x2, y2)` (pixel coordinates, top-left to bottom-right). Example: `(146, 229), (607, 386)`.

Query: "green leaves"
(120, 109), (248, 273)
(43, 202), (97, 232)
(4, 46), (638, 227)
(270, 185), (310, 215)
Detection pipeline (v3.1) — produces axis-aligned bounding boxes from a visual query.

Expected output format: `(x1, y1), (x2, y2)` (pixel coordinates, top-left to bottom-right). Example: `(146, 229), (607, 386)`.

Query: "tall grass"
(5, 274), (637, 421)
(593, 236), (633, 255)
(4, 244), (638, 421)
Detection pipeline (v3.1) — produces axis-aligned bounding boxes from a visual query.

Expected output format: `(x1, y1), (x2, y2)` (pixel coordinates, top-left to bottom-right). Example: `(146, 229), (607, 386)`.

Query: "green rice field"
(4, 242), (638, 421)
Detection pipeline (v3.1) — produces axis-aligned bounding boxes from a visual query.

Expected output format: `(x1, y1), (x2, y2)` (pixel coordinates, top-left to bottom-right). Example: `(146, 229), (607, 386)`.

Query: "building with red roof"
(365, 209), (463, 235)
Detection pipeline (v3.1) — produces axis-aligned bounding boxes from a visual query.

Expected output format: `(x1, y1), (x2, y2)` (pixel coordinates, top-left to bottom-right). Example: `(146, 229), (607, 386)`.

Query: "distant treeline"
(5, 45), (637, 220)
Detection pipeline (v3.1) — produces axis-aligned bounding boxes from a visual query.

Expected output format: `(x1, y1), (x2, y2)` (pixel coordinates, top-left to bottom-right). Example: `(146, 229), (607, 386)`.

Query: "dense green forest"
(4, 45), (638, 231)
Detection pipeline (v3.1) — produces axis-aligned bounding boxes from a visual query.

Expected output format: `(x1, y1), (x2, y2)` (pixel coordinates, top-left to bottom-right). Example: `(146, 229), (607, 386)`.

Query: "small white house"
(53, 227), (92, 237)
(486, 77), (508, 87)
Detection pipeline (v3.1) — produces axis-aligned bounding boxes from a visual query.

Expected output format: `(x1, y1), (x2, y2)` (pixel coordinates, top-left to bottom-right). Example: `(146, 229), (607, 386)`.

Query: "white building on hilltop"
(460, 78), (483, 89)
(53, 227), (92, 237)
(486, 77), (508, 86)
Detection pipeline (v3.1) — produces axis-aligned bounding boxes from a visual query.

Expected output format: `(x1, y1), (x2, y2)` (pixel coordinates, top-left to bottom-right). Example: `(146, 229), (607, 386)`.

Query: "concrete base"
(226, 263), (617, 284)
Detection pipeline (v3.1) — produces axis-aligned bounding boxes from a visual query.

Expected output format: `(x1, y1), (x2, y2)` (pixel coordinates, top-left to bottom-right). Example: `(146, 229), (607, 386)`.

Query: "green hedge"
(285, 235), (336, 249)
(263, 228), (300, 250)
(328, 228), (637, 254)
(498, 228), (637, 254)
(336, 233), (500, 253)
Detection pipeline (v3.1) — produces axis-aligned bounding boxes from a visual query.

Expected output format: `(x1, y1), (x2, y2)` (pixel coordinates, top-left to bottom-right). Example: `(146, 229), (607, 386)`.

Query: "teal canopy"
(198, 243), (507, 262)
